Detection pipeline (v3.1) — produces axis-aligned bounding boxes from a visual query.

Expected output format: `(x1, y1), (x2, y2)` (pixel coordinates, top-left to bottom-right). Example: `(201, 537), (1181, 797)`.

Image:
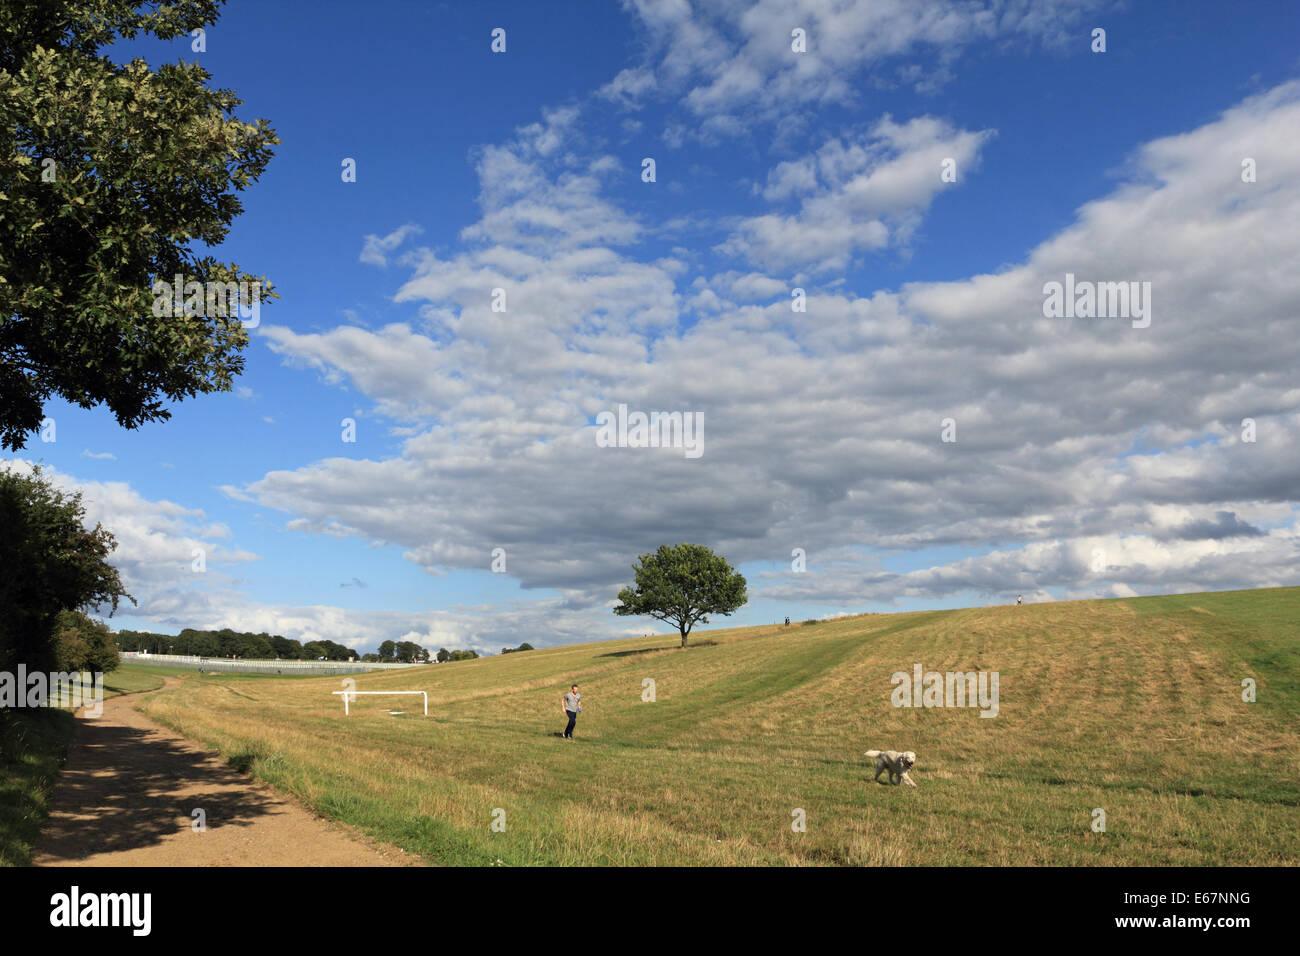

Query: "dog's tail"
(863, 750), (881, 758)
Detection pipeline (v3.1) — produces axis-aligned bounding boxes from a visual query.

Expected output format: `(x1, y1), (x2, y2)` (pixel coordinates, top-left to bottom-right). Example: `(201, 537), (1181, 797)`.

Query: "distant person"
(561, 684), (581, 740)
(785, 616), (791, 626)
(1017, 594), (1023, 606)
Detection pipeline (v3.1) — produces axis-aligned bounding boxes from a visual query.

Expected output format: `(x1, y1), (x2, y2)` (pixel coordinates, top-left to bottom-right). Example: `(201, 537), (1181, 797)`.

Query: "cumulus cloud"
(0, 459), (621, 653)
(264, 107), (680, 426)
(758, 527), (1300, 606)
(720, 115), (993, 272)
(360, 223), (424, 267)
(0, 460), (260, 618)
(607, 0), (1108, 138)
(17, 73), (1298, 649)
(239, 81), (1300, 618)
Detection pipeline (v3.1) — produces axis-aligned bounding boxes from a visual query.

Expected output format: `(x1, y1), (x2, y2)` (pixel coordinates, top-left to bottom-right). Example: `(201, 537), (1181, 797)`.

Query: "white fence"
(121, 652), (431, 677)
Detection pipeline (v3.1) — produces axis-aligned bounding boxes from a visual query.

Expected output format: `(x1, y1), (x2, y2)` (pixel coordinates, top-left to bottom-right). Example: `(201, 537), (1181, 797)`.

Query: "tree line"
(115, 631), (493, 663)
(116, 628), (355, 661)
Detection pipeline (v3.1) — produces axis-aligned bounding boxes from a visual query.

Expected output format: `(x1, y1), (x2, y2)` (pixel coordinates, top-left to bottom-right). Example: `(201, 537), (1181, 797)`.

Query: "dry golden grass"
(135, 587), (1300, 865)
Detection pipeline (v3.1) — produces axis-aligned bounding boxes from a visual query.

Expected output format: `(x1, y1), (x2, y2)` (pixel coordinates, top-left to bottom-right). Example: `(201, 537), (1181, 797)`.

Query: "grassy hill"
(134, 587), (1300, 865)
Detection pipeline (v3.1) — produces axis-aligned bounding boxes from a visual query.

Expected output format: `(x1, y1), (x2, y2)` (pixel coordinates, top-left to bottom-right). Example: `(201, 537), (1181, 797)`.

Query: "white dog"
(865, 749), (917, 787)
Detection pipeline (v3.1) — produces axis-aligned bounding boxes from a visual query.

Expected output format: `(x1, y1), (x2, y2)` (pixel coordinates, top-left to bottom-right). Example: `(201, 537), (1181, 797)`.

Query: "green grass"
(122, 586), (1300, 866)
(0, 707), (75, 866)
(109, 663), (199, 681)
(40, 662), (171, 704)
(101, 663), (167, 698)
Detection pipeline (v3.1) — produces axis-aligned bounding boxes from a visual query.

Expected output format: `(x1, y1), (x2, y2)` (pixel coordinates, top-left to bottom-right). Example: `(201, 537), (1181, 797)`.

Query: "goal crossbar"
(331, 690), (427, 716)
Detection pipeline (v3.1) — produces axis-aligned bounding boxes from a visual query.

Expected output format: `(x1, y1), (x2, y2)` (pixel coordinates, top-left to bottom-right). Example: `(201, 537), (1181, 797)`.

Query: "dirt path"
(33, 679), (407, 866)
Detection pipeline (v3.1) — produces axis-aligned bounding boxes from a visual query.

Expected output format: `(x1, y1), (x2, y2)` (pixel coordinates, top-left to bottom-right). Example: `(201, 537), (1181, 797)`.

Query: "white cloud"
(360, 223), (424, 267)
(609, 0), (1108, 136)
(242, 81), (1300, 614)
(720, 115), (993, 272)
(0, 460), (260, 619)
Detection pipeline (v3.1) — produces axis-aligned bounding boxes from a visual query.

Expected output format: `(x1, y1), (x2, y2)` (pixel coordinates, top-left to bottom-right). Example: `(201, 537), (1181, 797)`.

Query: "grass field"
(131, 587), (1300, 866)
(100, 663), (167, 699)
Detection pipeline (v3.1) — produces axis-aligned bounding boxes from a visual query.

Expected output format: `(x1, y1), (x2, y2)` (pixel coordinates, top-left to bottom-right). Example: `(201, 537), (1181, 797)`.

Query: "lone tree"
(0, 0), (279, 450)
(613, 543), (747, 648)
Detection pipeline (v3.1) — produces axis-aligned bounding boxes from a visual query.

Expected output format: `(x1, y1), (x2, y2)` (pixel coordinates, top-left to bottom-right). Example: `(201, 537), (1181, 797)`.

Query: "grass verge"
(0, 707), (75, 866)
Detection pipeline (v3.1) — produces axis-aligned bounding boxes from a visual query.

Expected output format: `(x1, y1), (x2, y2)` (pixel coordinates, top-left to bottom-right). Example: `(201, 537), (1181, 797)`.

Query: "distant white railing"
(121, 652), (430, 677)
(332, 690), (428, 716)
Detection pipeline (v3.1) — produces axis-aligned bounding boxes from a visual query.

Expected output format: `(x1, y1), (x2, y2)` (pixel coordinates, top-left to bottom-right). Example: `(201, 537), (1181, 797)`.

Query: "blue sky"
(9, 0), (1300, 653)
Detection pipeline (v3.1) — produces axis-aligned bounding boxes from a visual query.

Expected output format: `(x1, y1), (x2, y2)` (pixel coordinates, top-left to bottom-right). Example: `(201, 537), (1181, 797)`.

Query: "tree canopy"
(0, 465), (132, 676)
(377, 640), (429, 663)
(53, 609), (120, 673)
(0, 0), (278, 449)
(613, 543), (747, 647)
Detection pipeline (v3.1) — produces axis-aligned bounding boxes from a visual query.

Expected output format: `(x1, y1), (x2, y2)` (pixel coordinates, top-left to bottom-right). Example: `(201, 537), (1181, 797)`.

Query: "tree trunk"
(680, 624), (689, 648)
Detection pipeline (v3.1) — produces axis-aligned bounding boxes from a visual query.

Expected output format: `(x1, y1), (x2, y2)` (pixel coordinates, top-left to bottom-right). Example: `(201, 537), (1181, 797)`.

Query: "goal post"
(331, 690), (428, 716)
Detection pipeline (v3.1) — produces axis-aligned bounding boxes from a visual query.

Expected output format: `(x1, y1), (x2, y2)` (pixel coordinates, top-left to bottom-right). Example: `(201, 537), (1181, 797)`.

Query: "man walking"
(561, 684), (582, 740)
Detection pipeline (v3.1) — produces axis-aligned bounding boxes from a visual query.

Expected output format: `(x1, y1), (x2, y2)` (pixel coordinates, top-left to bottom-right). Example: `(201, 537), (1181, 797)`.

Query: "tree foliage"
(613, 543), (747, 647)
(0, 0), (279, 449)
(115, 628), (430, 662)
(376, 640), (428, 662)
(395, 640), (429, 663)
(116, 628), (355, 660)
(53, 609), (119, 673)
(0, 465), (132, 674)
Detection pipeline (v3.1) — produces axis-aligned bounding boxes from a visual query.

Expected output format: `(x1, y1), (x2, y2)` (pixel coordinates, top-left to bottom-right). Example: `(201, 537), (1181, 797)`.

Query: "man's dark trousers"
(564, 710), (577, 738)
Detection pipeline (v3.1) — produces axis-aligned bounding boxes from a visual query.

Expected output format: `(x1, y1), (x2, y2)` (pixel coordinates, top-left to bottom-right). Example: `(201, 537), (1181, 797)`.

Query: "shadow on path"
(33, 679), (405, 866)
